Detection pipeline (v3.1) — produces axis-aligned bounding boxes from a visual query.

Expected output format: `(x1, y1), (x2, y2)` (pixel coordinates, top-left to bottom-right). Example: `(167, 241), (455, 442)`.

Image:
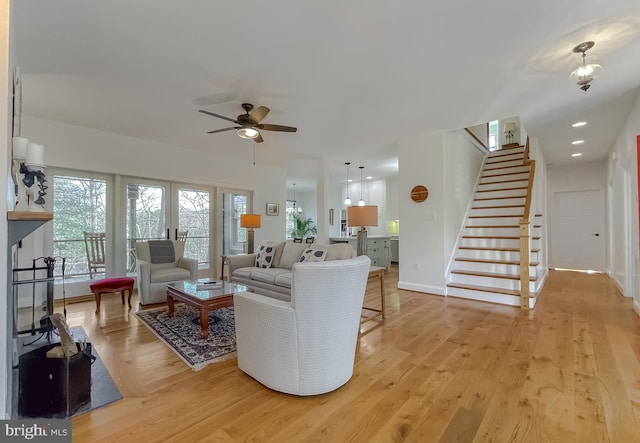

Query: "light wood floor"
(64, 267), (640, 442)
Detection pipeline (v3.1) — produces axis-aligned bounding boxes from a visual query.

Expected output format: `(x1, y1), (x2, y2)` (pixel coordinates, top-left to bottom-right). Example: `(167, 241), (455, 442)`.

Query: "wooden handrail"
(464, 128), (489, 151)
(519, 136), (535, 309)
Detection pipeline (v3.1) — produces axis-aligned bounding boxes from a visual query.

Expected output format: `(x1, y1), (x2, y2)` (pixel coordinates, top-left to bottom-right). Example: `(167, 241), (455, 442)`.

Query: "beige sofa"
(227, 241), (356, 301)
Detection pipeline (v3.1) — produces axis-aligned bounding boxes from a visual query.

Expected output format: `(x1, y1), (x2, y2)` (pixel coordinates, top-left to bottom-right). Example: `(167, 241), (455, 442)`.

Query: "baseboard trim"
(634, 299), (640, 318)
(397, 281), (445, 296)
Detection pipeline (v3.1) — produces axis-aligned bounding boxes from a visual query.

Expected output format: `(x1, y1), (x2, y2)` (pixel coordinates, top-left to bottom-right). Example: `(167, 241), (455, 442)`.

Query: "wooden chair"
(305, 237), (315, 244)
(293, 237), (303, 243)
(84, 232), (106, 278)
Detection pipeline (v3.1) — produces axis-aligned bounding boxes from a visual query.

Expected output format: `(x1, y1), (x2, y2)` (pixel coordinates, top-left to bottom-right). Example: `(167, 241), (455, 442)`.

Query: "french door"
(219, 189), (251, 256)
(123, 178), (214, 276)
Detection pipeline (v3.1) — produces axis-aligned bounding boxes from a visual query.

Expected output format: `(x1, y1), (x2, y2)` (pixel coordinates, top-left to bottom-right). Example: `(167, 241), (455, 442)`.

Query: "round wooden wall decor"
(410, 185), (429, 203)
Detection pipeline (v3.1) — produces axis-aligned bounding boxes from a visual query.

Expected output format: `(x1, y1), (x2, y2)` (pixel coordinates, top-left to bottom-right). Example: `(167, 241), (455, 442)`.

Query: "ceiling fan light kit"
(200, 102), (297, 143)
(237, 127), (259, 139)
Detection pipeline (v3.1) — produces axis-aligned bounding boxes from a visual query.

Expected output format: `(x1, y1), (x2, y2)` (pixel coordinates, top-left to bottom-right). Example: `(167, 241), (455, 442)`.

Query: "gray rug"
(13, 326), (122, 418)
(135, 304), (236, 371)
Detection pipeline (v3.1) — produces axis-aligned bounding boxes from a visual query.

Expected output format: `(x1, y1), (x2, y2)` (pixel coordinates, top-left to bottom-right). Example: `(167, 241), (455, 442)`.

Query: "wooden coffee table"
(166, 280), (247, 339)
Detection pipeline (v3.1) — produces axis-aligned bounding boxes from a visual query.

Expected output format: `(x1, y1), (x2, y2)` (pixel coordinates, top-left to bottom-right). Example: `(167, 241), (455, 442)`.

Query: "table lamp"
(347, 205), (378, 256)
(240, 214), (261, 254)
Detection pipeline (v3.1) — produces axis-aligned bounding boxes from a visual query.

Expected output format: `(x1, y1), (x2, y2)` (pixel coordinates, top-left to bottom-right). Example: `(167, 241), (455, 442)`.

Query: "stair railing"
(519, 137), (535, 308)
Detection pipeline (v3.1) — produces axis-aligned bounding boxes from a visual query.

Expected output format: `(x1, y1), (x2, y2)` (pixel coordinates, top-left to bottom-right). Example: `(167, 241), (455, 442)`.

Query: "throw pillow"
(255, 241), (278, 268)
(298, 248), (327, 263)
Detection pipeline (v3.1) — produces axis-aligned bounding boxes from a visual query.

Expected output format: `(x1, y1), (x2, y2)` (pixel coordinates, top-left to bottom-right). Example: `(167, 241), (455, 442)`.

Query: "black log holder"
(13, 257), (56, 344)
(18, 342), (95, 418)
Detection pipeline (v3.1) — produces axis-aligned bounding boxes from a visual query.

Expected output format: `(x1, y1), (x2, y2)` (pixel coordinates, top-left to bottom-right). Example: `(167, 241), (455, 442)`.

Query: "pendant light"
(358, 166), (365, 206)
(344, 162), (352, 205)
(293, 183), (302, 213)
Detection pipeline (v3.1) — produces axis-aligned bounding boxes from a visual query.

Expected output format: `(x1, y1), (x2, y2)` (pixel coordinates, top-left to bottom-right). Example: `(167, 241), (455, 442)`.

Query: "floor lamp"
(347, 205), (378, 257)
(240, 214), (261, 254)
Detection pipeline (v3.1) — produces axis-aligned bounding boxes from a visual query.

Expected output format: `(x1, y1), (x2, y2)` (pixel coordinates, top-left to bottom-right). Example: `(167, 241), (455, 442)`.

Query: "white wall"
(397, 130), (483, 295)
(607, 89), (640, 315)
(443, 130), (485, 259)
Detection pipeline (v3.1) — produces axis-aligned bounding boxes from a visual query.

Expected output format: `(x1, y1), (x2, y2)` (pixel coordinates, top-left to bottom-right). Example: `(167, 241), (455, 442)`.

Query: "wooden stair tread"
(479, 178), (529, 186)
(455, 257), (540, 266)
(500, 143), (524, 150)
(446, 282), (521, 297)
(485, 157), (525, 165)
(488, 150), (524, 159)
(451, 269), (538, 281)
(469, 214), (524, 219)
(482, 170), (530, 179)
(474, 195), (526, 201)
(472, 204), (524, 209)
(463, 235), (519, 239)
(466, 225), (519, 229)
(483, 165), (529, 173)
(477, 186), (527, 193)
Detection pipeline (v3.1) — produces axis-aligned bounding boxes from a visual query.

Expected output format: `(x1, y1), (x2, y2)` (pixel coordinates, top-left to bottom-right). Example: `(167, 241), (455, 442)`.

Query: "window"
(488, 120), (499, 151)
(52, 174), (107, 278)
(285, 200), (296, 239)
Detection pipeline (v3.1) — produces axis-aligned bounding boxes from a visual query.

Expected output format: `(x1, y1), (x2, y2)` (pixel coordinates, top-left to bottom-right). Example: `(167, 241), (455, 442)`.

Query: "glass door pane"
(221, 191), (249, 255)
(125, 181), (169, 272)
(176, 186), (212, 271)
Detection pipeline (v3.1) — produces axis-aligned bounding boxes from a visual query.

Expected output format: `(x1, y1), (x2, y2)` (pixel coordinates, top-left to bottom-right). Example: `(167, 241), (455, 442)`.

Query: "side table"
(362, 266), (385, 322)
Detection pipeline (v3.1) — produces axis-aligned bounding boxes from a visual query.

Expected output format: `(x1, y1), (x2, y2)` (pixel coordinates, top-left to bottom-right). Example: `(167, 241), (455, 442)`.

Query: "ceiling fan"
(199, 103), (297, 143)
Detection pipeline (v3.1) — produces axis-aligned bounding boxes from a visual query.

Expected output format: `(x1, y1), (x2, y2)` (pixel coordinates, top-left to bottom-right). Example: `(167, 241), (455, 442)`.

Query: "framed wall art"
(266, 203), (279, 216)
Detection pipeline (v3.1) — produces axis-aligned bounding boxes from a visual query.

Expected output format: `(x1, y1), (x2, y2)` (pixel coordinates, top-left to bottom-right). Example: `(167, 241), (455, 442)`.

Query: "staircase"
(446, 143), (542, 308)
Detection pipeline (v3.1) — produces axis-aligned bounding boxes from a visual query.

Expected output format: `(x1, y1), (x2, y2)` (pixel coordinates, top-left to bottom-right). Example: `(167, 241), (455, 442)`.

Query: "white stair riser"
(480, 172), (530, 184)
(449, 273), (536, 292)
(488, 148), (524, 158)
(454, 260), (538, 276)
(457, 249), (540, 262)
(473, 197), (526, 207)
(469, 207), (524, 217)
(475, 188), (527, 199)
(483, 165), (530, 176)
(464, 226), (519, 236)
(446, 287), (521, 307)
(466, 216), (523, 226)
(477, 180), (529, 191)
(461, 238), (520, 249)
(484, 159), (526, 169)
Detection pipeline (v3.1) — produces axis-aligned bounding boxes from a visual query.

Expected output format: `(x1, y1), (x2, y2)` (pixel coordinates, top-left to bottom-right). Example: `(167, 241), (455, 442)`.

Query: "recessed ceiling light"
(572, 140), (584, 145)
(571, 152), (583, 157)
(572, 121), (587, 127)
(366, 176), (372, 180)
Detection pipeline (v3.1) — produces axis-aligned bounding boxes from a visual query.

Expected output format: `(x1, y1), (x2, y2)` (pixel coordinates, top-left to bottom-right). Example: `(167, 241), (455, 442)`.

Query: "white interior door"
(551, 189), (605, 271)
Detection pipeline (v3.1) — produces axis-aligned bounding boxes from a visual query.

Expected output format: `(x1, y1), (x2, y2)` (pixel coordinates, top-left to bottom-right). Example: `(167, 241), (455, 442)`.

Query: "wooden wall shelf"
(7, 211), (53, 221)
(7, 211), (53, 245)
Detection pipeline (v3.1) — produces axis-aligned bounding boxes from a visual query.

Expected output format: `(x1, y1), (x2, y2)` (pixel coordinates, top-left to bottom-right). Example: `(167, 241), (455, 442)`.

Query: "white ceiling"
(13, 1), (640, 192)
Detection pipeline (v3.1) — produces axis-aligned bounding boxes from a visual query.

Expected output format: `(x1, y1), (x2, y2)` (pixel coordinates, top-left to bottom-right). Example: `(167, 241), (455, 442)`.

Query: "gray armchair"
(135, 239), (198, 305)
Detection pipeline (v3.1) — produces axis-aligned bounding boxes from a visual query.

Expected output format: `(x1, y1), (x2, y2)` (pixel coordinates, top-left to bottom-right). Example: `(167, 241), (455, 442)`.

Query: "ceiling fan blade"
(259, 124), (297, 133)
(254, 133), (264, 143)
(199, 109), (240, 124)
(248, 106), (270, 124)
(207, 126), (239, 134)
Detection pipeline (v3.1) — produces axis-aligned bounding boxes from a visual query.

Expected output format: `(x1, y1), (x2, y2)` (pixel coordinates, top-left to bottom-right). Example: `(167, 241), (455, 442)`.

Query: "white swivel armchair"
(135, 239), (198, 305)
(233, 254), (371, 395)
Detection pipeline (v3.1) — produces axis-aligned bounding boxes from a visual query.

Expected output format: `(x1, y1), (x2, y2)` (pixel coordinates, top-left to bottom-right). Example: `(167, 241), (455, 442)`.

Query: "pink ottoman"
(90, 277), (135, 314)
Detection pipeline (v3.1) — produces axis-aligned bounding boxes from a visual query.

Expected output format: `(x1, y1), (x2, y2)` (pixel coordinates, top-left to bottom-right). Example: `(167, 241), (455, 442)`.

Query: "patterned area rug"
(135, 304), (236, 371)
